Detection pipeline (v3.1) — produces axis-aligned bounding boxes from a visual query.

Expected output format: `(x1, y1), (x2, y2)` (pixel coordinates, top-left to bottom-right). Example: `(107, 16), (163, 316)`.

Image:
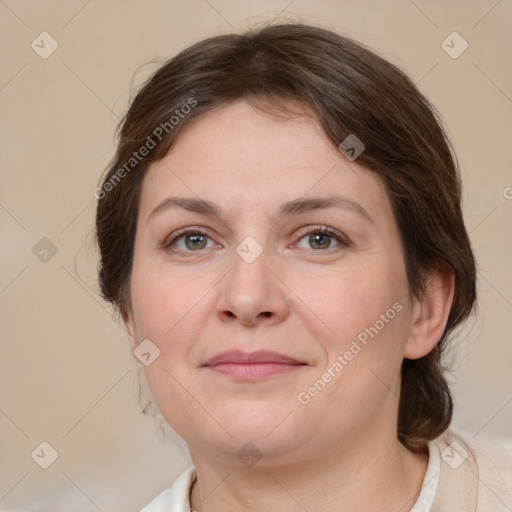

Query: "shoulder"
(431, 428), (512, 511)
(139, 466), (196, 512)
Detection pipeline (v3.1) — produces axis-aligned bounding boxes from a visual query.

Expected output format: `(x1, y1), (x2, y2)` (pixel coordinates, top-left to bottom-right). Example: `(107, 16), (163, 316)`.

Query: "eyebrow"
(147, 195), (373, 224)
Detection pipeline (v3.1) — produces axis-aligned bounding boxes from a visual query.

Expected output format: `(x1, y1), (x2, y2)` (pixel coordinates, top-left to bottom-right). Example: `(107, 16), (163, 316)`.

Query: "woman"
(95, 22), (512, 511)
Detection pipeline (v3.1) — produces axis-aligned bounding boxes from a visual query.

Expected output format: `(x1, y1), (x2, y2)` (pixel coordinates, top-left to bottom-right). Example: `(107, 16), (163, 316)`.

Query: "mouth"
(202, 350), (308, 381)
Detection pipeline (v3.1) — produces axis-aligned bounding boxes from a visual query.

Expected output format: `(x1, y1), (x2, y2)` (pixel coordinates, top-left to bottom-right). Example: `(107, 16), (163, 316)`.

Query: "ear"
(123, 311), (139, 354)
(404, 266), (455, 359)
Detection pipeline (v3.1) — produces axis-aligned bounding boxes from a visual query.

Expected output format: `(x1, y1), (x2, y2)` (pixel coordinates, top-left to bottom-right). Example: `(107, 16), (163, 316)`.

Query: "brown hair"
(95, 22), (476, 452)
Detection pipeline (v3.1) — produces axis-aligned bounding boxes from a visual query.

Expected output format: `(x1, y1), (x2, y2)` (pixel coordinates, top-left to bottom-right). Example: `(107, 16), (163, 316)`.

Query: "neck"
(189, 434), (428, 512)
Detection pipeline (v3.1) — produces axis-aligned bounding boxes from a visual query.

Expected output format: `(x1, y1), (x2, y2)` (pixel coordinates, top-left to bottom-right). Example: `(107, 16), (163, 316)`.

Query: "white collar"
(139, 465), (196, 512)
(410, 440), (441, 512)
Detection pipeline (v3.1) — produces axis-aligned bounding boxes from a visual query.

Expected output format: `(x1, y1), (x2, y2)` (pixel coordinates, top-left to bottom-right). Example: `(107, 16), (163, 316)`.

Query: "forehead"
(175, 99), (332, 172)
(138, 99), (391, 221)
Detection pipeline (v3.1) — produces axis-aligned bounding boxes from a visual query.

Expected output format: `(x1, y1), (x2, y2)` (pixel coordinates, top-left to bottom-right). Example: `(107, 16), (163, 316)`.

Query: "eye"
(164, 229), (219, 252)
(294, 227), (348, 251)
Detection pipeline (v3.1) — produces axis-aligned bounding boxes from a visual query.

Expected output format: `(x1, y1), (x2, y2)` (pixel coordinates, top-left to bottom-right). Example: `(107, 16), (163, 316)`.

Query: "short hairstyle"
(95, 22), (477, 452)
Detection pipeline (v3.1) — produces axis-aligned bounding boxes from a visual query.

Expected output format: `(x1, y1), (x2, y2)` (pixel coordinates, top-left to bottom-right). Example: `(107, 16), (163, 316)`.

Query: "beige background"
(1, 0), (511, 510)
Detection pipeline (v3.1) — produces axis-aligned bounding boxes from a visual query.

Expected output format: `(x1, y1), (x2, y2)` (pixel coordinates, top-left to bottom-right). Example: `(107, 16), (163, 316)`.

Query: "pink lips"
(202, 350), (307, 380)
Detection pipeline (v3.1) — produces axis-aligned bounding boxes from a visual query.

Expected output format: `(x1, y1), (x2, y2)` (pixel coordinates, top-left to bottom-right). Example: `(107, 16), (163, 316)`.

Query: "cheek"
(288, 257), (408, 351)
(130, 264), (215, 433)
(129, 259), (210, 340)
(296, 257), (410, 399)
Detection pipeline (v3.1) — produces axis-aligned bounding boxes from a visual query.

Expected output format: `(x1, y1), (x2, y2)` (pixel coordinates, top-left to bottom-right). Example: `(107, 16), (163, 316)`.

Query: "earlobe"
(404, 267), (455, 359)
(123, 312), (138, 353)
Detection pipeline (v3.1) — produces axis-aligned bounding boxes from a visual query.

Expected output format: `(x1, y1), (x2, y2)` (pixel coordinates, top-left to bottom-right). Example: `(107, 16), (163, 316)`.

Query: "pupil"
(186, 234), (206, 250)
(310, 233), (330, 249)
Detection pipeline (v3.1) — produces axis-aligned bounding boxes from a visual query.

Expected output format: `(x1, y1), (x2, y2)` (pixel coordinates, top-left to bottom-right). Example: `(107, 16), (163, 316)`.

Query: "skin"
(125, 99), (455, 511)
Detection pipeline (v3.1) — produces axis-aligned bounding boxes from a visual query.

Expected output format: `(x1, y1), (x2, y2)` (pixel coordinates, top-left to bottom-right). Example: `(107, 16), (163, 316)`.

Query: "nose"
(216, 241), (291, 327)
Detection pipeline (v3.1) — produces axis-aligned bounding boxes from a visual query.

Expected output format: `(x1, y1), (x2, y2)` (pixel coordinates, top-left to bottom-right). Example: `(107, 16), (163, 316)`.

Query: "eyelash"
(160, 225), (350, 255)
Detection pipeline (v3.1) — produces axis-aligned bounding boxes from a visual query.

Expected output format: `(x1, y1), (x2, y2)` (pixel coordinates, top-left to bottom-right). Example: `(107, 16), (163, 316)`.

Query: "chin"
(191, 402), (312, 460)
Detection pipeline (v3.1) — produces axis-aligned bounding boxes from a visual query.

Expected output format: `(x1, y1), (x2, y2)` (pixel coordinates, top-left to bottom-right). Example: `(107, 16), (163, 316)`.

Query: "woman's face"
(126, 99), (420, 465)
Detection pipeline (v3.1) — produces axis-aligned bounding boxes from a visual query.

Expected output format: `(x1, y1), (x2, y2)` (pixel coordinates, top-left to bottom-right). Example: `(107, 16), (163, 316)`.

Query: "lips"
(202, 350), (308, 380)
(203, 350), (306, 366)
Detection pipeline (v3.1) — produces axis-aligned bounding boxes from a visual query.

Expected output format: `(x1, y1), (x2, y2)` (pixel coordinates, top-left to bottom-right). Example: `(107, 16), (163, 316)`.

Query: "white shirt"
(140, 441), (440, 512)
